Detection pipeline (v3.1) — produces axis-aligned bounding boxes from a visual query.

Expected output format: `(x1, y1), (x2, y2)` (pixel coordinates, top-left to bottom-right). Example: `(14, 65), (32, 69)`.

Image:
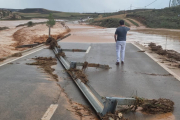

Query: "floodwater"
(78, 28), (180, 53)
(63, 24), (180, 53)
(128, 30), (180, 53)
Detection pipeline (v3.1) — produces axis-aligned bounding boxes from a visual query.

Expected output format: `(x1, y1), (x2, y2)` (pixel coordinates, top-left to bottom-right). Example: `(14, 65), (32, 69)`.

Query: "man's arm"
(125, 26), (130, 31)
(114, 34), (117, 42)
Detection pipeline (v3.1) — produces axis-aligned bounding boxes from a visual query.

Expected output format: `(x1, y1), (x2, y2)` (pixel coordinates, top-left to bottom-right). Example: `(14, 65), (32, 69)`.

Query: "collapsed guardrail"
(50, 35), (136, 119)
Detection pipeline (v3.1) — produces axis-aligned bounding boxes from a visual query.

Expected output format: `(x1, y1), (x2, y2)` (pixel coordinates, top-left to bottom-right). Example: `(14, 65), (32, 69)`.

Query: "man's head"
(119, 20), (125, 25)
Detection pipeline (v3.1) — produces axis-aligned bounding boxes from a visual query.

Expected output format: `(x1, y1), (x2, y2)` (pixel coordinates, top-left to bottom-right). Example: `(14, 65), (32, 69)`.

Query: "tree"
(47, 13), (56, 37)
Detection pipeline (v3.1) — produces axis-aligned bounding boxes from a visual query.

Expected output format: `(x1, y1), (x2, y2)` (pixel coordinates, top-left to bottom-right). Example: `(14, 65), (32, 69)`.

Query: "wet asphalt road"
(0, 42), (180, 120)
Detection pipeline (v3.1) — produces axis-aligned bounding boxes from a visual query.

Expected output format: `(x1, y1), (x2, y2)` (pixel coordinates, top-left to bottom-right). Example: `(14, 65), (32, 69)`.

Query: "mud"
(26, 57), (58, 81)
(102, 97), (174, 120)
(138, 50), (145, 52)
(148, 43), (180, 62)
(137, 72), (172, 76)
(46, 37), (58, 49)
(56, 83), (97, 120)
(141, 98), (174, 114)
(11, 53), (22, 57)
(0, 58), (6, 62)
(102, 111), (128, 120)
(72, 49), (85, 52)
(67, 68), (88, 84)
(55, 52), (66, 57)
(0, 27), (9, 31)
(82, 61), (111, 71)
(45, 36), (66, 58)
(13, 23), (70, 49)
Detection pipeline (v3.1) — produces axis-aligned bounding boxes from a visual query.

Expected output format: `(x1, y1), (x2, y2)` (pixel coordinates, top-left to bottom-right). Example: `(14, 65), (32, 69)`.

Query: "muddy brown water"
(64, 24), (180, 53)
(128, 29), (180, 53)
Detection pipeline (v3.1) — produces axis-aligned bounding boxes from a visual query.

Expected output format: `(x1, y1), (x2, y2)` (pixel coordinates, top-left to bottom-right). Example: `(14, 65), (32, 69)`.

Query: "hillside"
(16, 9), (98, 20)
(17, 8), (60, 14)
(0, 9), (22, 20)
(127, 6), (180, 29)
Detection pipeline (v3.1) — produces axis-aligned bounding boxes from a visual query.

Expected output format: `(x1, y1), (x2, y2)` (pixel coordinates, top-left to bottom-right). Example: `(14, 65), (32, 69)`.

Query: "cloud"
(0, 0), (170, 12)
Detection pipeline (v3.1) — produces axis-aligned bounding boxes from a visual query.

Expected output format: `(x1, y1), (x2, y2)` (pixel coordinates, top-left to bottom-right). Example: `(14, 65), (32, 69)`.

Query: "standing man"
(114, 20), (130, 65)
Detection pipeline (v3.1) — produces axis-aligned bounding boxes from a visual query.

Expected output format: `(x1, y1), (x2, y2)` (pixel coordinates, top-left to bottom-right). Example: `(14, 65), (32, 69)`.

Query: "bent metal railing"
(52, 35), (136, 119)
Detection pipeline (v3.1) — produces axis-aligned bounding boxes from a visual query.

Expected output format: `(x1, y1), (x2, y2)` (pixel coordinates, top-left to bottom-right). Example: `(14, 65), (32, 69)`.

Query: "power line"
(145, 0), (158, 8)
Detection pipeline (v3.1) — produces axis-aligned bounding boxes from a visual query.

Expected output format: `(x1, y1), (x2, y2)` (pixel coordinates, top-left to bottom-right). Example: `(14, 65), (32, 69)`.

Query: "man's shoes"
(116, 62), (119, 65)
(121, 61), (124, 65)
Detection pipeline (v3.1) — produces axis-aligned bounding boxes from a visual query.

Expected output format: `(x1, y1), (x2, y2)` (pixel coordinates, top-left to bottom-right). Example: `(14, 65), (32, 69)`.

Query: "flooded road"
(128, 30), (180, 53)
(64, 24), (180, 53)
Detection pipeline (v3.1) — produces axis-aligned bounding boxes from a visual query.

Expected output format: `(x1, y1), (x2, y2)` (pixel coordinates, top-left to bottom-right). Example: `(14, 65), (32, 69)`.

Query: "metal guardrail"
(52, 38), (136, 119)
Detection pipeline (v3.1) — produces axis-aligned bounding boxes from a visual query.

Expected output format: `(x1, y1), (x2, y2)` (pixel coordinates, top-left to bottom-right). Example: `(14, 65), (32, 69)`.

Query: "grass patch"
(126, 18), (139, 27)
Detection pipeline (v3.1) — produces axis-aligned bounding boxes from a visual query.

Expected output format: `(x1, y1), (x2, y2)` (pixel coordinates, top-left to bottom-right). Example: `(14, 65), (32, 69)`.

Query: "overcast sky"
(0, 0), (170, 13)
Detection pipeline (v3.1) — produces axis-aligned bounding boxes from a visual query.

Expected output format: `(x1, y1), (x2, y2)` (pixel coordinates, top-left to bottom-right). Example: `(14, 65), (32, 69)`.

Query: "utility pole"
(130, 4), (132, 10)
(169, 0), (172, 7)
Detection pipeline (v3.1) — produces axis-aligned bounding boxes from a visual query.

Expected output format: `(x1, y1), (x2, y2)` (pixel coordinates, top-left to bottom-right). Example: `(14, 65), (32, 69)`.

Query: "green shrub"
(0, 27), (9, 31)
(27, 21), (33, 27)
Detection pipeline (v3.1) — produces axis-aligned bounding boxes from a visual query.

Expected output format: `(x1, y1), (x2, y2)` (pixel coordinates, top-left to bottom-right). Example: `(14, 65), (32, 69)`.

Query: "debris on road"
(46, 37), (66, 57)
(0, 58), (5, 62)
(11, 53), (22, 57)
(138, 50), (145, 52)
(102, 111), (128, 120)
(26, 57), (58, 81)
(46, 37), (58, 49)
(56, 52), (66, 57)
(148, 42), (180, 61)
(142, 98), (174, 114)
(16, 43), (41, 48)
(137, 72), (172, 76)
(101, 97), (174, 120)
(67, 68), (88, 84)
(82, 61), (111, 71)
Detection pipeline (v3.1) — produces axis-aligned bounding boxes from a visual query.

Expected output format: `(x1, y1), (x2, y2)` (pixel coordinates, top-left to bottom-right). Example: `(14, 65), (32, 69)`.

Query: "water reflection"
(127, 31), (180, 53)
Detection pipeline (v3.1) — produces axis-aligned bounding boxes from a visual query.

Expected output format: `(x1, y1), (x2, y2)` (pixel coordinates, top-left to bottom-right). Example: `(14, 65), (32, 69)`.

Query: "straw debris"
(67, 68), (88, 84)
(142, 98), (174, 114)
(26, 57), (58, 81)
(148, 42), (180, 61)
(102, 111), (129, 120)
(11, 53), (22, 57)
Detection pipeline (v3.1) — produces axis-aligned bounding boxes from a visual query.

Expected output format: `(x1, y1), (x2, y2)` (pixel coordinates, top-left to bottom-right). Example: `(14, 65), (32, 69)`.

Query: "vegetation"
(47, 13), (56, 37)
(16, 21), (47, 27)
(15, 8), (98, 20)
(127, 6), (180, 29)
(89, 18), (130, 28)
(126, 18), (139, 27)
(0, 27), (9, 31)
(27, 21), (33, 27)
(0, 9), (22, 20)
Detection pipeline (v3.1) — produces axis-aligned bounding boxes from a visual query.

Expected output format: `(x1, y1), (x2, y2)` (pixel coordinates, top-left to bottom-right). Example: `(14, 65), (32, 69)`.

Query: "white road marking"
(41, 104), (58, 120)
(0, 46), (47, 67)
(86, 46), (91, 53)
(132, 42), (180, 81)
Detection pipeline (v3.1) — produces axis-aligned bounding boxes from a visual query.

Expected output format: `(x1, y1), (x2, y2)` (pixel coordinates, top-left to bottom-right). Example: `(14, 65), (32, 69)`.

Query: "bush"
(0, 27), (9, 31)
(27, 21), (33, 27)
